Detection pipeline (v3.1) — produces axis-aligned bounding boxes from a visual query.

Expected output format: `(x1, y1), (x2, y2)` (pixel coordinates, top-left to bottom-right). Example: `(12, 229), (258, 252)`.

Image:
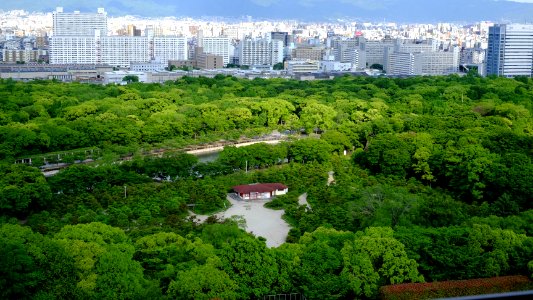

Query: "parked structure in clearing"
(232, 183), (288, 200)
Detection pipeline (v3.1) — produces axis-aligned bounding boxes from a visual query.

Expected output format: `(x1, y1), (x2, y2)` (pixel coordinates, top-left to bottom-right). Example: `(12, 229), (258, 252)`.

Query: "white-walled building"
(233, 183), (288, 200)
(2, 49), (47, 63)
(239, 38), (283, 66)
(200, 36), (231, 65)
(130, 58), (167, 72)
(153, 36), (188, 62)
(384, 40), (459, 76)
(53, 7), (107, 36)
(386, 52), (415, 75)
(486, 24), (533, 77)
(414, 48), (460, 75)
(100, 36), (150, 67)
(50, 8), (187, 68)
(333, 45), (366, 69)
(51, 35), (186, 67)
(320, 61), (352, 72)
(103, 71), (147, 84)
(361, 39), (396, 67)
(49, 36), (98, 64)
(287, 60), (320, 74)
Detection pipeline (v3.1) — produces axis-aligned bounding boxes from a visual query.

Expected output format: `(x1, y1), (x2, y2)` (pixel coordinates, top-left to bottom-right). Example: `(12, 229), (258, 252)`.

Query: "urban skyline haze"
(3, 0), (533, 22)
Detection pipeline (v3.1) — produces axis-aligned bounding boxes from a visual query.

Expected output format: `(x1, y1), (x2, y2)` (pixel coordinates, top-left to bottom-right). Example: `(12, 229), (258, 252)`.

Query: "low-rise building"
(196, 52), (224, 69)
(130, 58), (167, 72)
(287, 60), (320, 74)
(2, 49), (48, 63)
(233, 183), (288, 200)
(103, 71), (147, 84)
(0, 64), (112, 81)
(320, 61), (352, 72)
(292, 46), (324, 61)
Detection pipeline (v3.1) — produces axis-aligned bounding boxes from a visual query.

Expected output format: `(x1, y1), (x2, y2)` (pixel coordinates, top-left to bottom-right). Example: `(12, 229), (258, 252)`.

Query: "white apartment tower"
(50, 8), (187, 68)
(100, 37), (150, 67)
(53, 7), (107, 36)
(200, 37), (231, 65)
(153, 37), (188, 62)
(486, 24), (533, 77)
(239, 39), (283, 66)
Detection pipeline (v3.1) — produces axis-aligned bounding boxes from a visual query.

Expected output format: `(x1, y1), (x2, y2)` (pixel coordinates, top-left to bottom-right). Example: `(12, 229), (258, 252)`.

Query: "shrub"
(380, 276), (532, 300)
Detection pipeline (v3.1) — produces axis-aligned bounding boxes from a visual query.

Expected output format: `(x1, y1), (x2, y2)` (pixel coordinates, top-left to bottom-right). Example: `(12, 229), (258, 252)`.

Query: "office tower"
(386, 52), (415, 75)
(414, 48), (460, 75)
(271, 32), (289, 47)
(238, 39), (283, 66)
(200, 36), (231, 65)
(335, 46), (365, 69)
(271, 40), (284, 65)
(486, 24), (533, 77)
(384, 40), (459, 76)
(53, 7), (107, 36)
(361, 39), (396, 67)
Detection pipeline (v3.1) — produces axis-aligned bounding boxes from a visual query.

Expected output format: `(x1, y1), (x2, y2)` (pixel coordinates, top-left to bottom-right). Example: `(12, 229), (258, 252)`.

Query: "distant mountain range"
(2, 0), (533, 23)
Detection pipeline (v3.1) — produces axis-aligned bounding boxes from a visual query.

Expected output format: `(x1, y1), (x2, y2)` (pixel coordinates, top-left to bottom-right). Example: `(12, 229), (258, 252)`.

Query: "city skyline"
(3, 0), (533, 23)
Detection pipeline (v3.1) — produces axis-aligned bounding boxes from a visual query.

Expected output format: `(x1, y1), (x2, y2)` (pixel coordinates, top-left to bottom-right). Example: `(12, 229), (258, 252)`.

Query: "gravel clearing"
(191, 195), (290, 248)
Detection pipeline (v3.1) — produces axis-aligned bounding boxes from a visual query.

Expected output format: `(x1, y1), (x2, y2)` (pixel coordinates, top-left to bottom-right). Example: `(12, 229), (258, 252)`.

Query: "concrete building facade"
(200, 36), (231, 65)
(287, 60), (320, 74)
(292, 47), (324, 61)
(486, 24), (533, 77)
(50, 8), (187, 68)
(239, 39), (283, 66)
(52, 7), (107, 36)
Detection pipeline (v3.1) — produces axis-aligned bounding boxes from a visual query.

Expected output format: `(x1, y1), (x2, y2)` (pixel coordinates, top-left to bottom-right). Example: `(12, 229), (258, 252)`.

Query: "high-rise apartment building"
(153, 37), (188, 63)
(486, 24), (533, 77)
(53, 7), (107, 36)
(49, 36), (98, 64)
(50, 8), (187, 68)
(200, 36), (231, 65)
(238, 39), (283, 66)
(100, 37), (150, 67)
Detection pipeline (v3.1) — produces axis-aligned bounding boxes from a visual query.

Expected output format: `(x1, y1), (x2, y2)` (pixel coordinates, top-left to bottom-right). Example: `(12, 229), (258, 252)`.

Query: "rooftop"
(233, 183), (288, 194)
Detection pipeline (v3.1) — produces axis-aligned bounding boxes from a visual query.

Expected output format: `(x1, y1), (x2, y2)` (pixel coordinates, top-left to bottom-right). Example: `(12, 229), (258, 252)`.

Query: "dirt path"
(327, 171), (335, 186)
(298, 193), (311, 210)
(185, 140), (283, 155)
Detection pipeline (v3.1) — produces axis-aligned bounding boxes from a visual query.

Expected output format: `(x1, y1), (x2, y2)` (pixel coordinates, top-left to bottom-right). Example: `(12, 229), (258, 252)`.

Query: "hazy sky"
(2, 0), (533, 22)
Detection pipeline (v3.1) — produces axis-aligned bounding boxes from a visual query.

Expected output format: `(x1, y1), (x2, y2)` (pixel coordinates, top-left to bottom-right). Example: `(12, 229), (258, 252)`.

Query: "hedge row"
(380, 276), (532, 300)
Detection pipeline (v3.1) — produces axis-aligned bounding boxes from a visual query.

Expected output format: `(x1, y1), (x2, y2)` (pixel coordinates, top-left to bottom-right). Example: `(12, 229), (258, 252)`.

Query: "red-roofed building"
(232, 183), (288, 200)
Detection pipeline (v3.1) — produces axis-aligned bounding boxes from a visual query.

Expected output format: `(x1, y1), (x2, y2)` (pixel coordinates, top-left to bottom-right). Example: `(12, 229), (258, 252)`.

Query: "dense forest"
(0, 74), (532, 299)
